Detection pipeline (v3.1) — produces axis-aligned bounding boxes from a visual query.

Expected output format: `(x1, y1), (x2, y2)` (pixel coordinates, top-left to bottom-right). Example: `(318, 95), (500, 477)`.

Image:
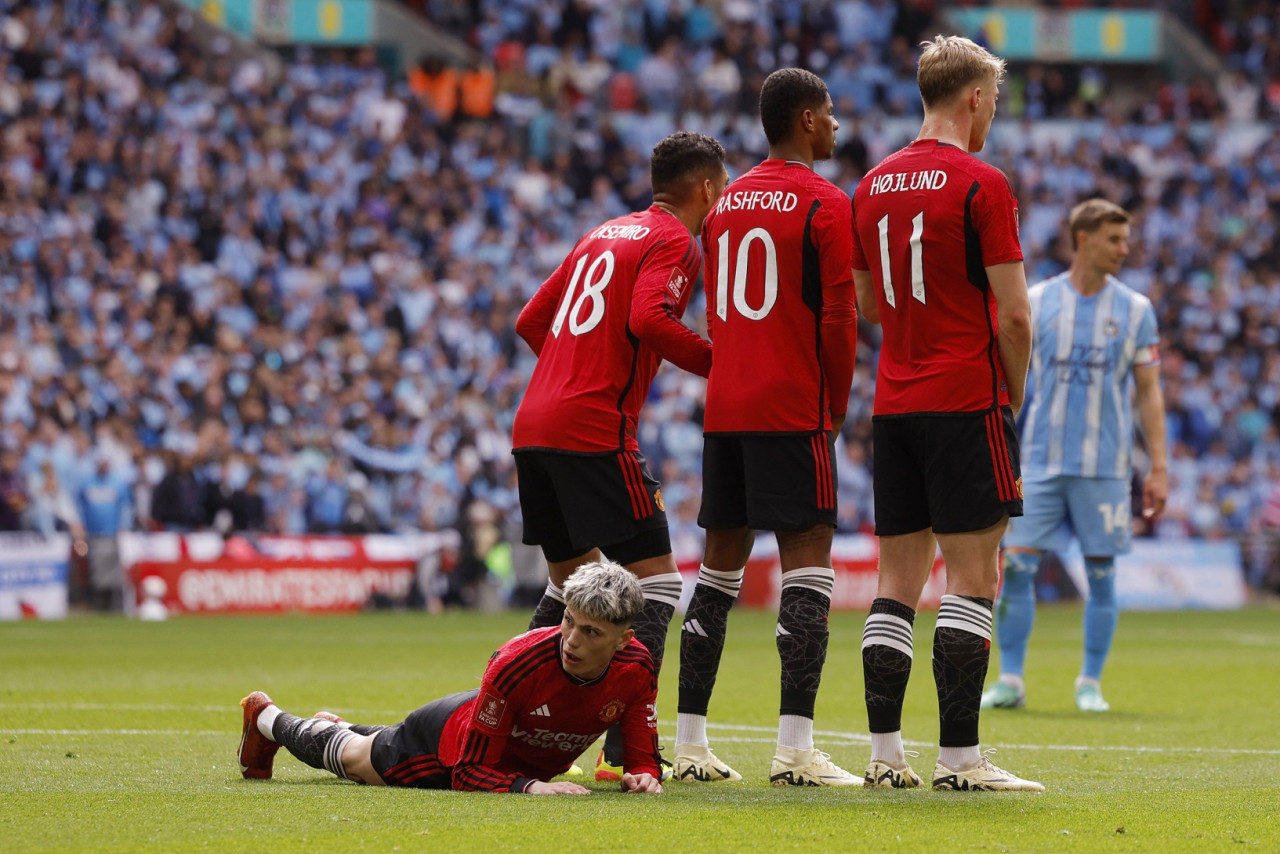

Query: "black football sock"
(932, 595), (994, 748)
(862, 597), (917, 734)
(776, 569), (834, 718)
(272, 713), (356, 779)
(527, 580), (566, 630)
(631, 574), (682, 671)
(677, 575), (737, 716)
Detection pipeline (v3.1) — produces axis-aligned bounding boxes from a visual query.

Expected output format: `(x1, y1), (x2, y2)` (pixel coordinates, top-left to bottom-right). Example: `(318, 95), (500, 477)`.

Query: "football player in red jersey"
(237, 561), (664, 794)
(511, 131), (728, 779)
(673, 68), (860, 787)
(851, 35), (1041, 792)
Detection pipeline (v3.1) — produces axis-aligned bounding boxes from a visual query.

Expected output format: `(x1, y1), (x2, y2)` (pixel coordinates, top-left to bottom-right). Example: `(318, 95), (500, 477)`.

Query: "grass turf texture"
(3, 606), (1278, 853)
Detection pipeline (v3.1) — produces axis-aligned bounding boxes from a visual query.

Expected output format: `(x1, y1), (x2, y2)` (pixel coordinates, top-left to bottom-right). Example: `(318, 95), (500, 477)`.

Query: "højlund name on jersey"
(867, 170), (948, 195)
(715, 189), (799, 213)
(589, 224), (651, 240)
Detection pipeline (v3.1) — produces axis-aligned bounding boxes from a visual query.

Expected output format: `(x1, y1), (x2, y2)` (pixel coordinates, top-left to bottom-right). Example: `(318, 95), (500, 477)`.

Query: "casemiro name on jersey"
(588, 224), (652, 241)
(867, 170), (949, 195)
(716, 190), (800, 214)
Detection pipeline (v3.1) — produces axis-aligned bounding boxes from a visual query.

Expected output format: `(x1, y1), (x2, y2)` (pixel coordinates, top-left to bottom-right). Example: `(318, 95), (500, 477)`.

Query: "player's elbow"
(630, 305), (672, 340)
(514, 315), (544, 354)
(999, 306), (1033, 342)
(514, 311), (535, 343)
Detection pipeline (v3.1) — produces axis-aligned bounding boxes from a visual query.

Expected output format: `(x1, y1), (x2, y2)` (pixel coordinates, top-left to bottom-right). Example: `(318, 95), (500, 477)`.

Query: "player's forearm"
(988, 261), (1031, 410)
(632, 303), (712, 378)
(996, 315), (1031, 410)
(452, 764), (530, 793)
(619, 733), (662, 779)
(820, 319), (857, 418)
(852, 270), (879, 325)
(1136, 380), (1169, 472)
(618, 700), (663, 779)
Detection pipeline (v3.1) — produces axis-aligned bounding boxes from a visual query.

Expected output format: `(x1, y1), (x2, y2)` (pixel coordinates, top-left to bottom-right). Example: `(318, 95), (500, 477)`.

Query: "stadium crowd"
(0, 0), (1278, 602)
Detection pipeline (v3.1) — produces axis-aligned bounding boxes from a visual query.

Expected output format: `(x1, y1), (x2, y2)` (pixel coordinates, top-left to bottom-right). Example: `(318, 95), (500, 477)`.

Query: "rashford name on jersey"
(866, 169), (949, 195)
(715, 189), (799, 213)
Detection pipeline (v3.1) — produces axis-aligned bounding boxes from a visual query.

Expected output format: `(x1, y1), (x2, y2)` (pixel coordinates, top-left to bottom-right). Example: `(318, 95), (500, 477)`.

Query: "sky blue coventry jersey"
(1020, 273), (1160, 478)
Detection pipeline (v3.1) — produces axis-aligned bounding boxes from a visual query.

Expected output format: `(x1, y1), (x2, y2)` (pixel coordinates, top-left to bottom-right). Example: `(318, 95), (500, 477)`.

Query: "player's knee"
(1084, 557), (1116, 605)
(1003, 550), (1040, 577)
(777, 523), (834, 556)
(704, 526), (753, 568)
(624, 553), (679, 579)
(340, 734), (384, 785)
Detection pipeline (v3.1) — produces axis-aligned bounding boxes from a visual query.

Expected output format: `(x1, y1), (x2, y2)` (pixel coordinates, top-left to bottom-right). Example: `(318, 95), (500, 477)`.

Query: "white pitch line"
(705, 723), (1280, 756)
(0, 702), (231, 713)
(0, 701), (414, 718)
(10, 717), (1280, 763)
(5, 729), (227, 736)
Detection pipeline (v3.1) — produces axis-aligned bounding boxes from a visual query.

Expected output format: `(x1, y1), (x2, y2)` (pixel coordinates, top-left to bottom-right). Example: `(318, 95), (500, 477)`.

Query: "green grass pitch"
(3, 605), (1278, 852)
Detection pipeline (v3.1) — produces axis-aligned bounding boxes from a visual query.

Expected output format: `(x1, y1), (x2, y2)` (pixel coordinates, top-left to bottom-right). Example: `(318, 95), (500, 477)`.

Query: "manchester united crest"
(653, 488), (664, 512)
(599, 699), (626, 723)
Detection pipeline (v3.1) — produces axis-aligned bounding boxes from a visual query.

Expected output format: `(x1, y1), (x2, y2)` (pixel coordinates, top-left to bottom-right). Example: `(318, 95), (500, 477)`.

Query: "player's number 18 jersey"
(513, 207), (710, 453)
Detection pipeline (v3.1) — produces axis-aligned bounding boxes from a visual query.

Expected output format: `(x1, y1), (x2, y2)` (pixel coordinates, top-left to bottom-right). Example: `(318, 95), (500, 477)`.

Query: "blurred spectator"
(306, 459), (350, 534)
(0, 446), (29, 531)
(28, 459), (83, 539)
(78, 454), (133, 611)
(459, 60), (496, 119)
(230, 471), (268, 533)
(150, 453), (205, 532)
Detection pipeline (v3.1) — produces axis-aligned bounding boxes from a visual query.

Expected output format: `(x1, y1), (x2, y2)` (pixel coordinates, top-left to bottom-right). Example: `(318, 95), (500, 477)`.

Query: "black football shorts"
(698, 432), (838, 532)
(872, 407), (1023, 536)
(370, 689), (479, 789)
(514, 449), (671, 564)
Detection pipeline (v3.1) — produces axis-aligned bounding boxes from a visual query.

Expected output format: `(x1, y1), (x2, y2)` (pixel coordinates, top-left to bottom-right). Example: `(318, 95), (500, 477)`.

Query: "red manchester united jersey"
(702, 160), (858, 433)
(513, 207), (711, 453)
(438, 626), (661, 792)
(851, 139), (1023, 415)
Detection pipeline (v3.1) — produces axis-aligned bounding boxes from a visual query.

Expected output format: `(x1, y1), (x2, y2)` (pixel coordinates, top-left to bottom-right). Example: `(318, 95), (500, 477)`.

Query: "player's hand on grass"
(620, 772), (662, 793)
(526, 780), (592, 795)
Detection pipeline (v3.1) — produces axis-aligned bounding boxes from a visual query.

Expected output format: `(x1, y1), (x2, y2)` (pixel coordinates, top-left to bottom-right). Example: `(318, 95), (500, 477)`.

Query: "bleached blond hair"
(562, 560), (644, 626)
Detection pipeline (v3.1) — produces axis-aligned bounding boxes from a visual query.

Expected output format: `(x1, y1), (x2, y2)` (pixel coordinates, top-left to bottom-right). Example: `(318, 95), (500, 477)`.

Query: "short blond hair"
(1068, 198), (1130, 249)
(917, 34), (1006, 109)
(562, 560), (644, 626)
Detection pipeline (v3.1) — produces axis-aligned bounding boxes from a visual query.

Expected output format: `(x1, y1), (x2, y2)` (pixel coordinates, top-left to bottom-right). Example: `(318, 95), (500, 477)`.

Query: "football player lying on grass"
(237, 560), (664, 794)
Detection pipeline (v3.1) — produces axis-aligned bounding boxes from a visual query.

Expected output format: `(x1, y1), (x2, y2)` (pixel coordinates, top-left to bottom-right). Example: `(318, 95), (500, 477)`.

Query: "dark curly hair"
(758, 68), (829, 146)
(650, 131), (726, 197)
